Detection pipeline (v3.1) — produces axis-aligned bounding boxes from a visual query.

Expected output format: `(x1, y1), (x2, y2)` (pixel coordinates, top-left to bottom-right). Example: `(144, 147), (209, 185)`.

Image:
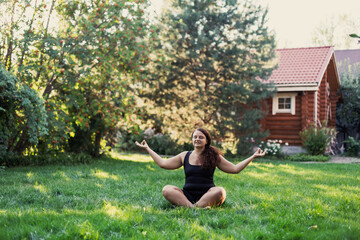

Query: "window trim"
(272, 93), (297, 115)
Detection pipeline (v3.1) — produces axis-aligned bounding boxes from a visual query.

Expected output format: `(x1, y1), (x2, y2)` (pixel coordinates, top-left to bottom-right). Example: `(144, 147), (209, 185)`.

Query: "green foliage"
(258, 139), (284, 158)
(0, 0), (157, 157)
(343, 136), (360, 157)
(286, 153), (330, 162)
(349, 33), (360, 44)
(0, 66), (48, 157)
(300, 123), (336, 155)
(336, 61), (360, 142)
(0, 155), (359, 239)
(116, 128), (187, 155)
(349, 33), (360, 38)
(144, 133), (182, 155)
(0, 152), (92, 167)
(142, 0), (276, 153)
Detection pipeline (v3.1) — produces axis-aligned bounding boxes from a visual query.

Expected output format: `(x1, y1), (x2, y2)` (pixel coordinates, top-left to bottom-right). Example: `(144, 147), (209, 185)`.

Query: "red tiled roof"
(267, 46), (334, 85)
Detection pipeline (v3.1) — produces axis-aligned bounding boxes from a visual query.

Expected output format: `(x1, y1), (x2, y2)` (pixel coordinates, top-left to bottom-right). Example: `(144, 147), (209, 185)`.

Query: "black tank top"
(183, 151), (215, 193)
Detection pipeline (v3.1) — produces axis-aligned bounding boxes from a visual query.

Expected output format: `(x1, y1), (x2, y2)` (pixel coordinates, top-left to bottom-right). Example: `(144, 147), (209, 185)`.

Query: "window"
(272, 93), (297, 115)
(278, 97), (291, 110)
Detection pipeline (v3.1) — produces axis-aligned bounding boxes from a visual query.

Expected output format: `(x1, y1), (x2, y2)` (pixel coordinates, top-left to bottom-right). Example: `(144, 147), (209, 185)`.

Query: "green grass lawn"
(1, 153), (359, 239)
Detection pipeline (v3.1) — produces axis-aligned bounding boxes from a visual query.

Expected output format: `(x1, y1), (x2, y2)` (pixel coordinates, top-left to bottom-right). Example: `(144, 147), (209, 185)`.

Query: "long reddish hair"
(192, 128), (222, 169)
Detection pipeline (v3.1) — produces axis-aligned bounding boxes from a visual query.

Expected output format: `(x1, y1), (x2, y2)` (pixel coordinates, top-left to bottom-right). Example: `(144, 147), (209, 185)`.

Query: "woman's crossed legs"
(162, 185), (226, 208)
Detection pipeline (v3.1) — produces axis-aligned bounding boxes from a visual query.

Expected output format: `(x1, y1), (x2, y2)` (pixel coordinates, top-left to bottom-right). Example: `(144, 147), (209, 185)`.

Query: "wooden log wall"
(317, 68), (339, 128)
(263, 95), (303, 145)
(318, 71), (328, 125)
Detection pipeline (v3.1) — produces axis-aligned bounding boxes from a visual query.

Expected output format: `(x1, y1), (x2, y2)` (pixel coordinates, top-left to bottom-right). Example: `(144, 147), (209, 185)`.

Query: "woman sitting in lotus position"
(135, 128), (266, 208)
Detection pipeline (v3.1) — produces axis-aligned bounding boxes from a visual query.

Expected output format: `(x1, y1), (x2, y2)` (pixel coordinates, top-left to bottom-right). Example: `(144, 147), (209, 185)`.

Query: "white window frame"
(272, 93), (297, 115)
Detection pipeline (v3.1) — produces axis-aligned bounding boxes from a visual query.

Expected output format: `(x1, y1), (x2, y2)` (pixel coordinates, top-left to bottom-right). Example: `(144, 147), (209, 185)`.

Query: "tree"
(0, 0), (156, 156)
(143, 0), (276, 154)
(336, 60), (360, 142)
(0, 66), (48, 157)
(311, 14), (360, 49)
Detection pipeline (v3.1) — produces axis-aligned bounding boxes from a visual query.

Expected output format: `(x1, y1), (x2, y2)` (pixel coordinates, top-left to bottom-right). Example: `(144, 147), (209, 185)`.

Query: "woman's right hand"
(135, 140), (149, 149)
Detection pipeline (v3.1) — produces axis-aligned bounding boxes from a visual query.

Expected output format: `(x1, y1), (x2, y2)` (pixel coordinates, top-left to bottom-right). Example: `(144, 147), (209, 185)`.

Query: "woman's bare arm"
(217, 148), (266, 174)
(135, 140), (184, 169)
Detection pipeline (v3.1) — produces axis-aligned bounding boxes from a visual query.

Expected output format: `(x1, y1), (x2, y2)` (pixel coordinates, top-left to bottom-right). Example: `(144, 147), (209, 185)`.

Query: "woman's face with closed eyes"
(192, 130), (207, 148)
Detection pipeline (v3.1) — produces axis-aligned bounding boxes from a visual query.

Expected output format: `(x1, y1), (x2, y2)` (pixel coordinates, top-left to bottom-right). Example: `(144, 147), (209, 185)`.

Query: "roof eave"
(331, 53), (341, 88)
(314, 46), (334, 86)
(275, 83), (319, 92)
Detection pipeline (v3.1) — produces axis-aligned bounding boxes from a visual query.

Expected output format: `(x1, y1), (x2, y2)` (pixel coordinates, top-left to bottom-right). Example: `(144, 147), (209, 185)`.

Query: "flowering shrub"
(258, 139), (285, 157)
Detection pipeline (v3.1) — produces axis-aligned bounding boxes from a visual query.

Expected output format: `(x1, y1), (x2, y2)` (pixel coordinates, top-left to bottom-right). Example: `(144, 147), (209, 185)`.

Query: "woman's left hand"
(253, 148), (266, 158)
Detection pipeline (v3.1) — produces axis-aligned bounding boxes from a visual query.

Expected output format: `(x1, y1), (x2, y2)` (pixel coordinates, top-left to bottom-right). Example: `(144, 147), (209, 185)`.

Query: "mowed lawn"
(0, 153), (359, 239)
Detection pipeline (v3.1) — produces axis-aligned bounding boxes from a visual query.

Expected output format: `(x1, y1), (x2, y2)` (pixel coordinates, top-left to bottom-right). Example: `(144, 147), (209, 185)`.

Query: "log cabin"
(261, 46), (341, 152)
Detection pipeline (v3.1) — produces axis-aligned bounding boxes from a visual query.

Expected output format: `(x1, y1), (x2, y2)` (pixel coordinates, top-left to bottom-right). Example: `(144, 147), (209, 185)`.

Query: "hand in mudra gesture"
(135, 140), (149, 149)
(252, 148), (267, 158)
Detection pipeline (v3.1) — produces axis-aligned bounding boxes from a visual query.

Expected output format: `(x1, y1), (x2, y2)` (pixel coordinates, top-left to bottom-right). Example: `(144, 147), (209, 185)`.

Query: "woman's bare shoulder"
(178, 151), (189, 158)
(178, 151), (189, 163)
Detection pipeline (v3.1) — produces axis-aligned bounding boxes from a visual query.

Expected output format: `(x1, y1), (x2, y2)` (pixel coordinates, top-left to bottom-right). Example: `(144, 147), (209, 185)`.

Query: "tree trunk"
(13, 130), (29, 155)
(93, 132), (102, 157)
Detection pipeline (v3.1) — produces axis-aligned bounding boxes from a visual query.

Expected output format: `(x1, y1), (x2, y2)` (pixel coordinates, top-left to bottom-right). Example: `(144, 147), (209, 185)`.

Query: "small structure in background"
(335, 49), (360, 80)
(261, 46), (341, 154)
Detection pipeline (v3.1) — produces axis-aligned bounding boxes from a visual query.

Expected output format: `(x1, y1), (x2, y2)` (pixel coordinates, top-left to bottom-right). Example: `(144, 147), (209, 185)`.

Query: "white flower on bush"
(259, 139), (283, 156)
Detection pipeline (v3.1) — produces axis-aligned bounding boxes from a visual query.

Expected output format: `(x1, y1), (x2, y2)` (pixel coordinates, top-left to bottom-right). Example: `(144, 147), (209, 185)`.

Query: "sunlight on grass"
(91, 169), (119, 181)
(1, 155), (359, 239)
(304, 198), (331, 218)
(77, 220), (99, 240)
(33, 182), (48, 194)
(277, 164), (298, 174)
(102, 201), (144, 223)
(190, 222), (207, 235)
(252, 162), (277, 170)
(26, 172), (34, 179)
(250, 191), (275, 202)
(314, 184), (359, 200)
(146, 165), (156, 171)
(62, 209), (86, 215)
(110, 152), (154, 162)
(103, 202), (129, 220)
(340, 185), (360, 193)
(276, 164), (327, 179)
(52, 171), (70, 181)
(246, 171), (269, 180)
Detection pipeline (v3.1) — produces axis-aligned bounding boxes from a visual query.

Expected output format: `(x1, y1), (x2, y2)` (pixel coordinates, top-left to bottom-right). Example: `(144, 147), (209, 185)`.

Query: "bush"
(0, 152), (93, 167)
(286, 153), (330, 162)
(144, 130), (182, 155)
(116, 128), (184, 155)
(343, 136), (360, 157)
(258, 139), (284, 158)
(0, 66), (48, 157)
(300, 123), (336, 155)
